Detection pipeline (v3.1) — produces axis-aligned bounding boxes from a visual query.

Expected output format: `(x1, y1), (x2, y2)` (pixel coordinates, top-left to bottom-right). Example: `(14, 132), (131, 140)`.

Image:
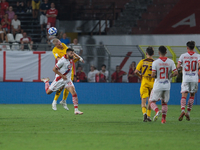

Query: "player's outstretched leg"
(161, 103), (168, 124)
(185, 96), (194, 121)
(150, 102), (161, 121)
(59, 88), (69, 110)
(67, 86), (83, 115)
(51, 88), (63, 111)
(41, 77), (53, 95)
(178, 97), (186, 121)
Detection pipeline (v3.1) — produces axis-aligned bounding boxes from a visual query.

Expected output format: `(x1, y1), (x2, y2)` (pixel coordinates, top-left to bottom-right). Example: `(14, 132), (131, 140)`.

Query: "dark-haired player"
(177, 41), (200, 121)
(149, 46), (177, 124)
(135, 46), (154, 122)
(41, 48), (83, 115)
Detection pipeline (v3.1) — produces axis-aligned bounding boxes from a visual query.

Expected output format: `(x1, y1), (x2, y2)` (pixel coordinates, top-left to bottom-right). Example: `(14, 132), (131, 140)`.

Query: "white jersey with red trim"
(55, 55), (73, 81)
(152, 57), (177, 91)
(178, 51), (200, 82)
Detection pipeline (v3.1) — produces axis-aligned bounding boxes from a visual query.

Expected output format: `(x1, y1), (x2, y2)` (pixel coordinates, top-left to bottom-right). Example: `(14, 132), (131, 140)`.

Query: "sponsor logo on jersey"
(67, 64), (72, 69)
(185, 73), (196, 76)
(159, 80), (169, 84)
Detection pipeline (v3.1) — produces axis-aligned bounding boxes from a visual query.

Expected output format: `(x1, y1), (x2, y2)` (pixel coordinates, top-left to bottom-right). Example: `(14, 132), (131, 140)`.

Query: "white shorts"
(181, 82), (198, 93)
(149, 89), (170, 103)
(49, 79), (74, 91)
(40, 14), (47, 25)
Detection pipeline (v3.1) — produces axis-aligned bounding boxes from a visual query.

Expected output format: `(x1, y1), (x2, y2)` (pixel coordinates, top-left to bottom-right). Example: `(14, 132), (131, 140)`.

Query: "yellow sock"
(147, 109), (151, 117)
(63, 88), (69, 100)
(54, 88), (62, 101)
(142, 107), (147, 115)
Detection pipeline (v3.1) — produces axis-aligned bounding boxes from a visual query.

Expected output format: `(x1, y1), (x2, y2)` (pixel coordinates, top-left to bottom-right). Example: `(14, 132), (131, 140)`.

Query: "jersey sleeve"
(178, 54), (183, 64)
(55, 59), (63, 69)
(198, 54), (200, 63)
(136, 60), (143, 71)
(52, 48), (59, 59)
(152, 61), (156, 72)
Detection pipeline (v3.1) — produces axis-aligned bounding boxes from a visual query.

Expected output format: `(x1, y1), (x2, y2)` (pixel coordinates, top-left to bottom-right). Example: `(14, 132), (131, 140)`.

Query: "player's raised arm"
(74, 52), (84, 63)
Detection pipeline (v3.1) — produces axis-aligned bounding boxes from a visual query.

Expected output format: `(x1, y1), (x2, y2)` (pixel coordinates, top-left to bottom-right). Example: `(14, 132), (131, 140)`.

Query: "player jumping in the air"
(51, 38), (83, 111)
(150, 46), (178, 124)
(135, 47), (154, 122)
(177, 41), (200, 121)
(41, 48), (83, 115)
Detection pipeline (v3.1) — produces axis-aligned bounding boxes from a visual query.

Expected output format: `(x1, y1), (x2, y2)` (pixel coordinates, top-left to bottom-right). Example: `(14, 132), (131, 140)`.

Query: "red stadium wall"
(153, 0), (200, 34)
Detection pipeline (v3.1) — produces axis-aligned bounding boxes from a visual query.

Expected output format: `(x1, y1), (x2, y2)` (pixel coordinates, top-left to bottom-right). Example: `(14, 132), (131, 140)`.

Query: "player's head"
(66, 48), (74, 59)
(158, 46), (167, 56)
(186, 41), (195, 50)
(146, 46), (154, 57)
(53, 38), (62, 47)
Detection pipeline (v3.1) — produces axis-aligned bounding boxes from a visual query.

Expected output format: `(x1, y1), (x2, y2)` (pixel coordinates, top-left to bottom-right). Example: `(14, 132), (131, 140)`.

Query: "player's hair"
(101, 64), (106, 68)
(146, 46), (154, 56)
(52, 38), (59, 45)
(186, 41), (195, 50)
(159, 46), (167, 55)
(67, 48), (74, 52)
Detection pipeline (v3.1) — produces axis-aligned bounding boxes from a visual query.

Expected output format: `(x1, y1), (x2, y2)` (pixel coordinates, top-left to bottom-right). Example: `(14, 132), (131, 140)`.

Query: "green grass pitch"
(0, 104), (200, 150)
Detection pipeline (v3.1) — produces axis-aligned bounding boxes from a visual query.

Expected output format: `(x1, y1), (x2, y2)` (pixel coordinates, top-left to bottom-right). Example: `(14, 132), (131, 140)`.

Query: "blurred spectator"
(1, 13), (11, 33)
(20, 32), (33, 50)
(46, 2), (58, 29)
(11, 15), (21, 36)
(59, 32), (70, 45)
(16, 1), (26, 13)
(0, 24), (8, 42)
(26, 0), (32, 13)
(40, 0), (50, 34)
(128, 61), (139, 83)
(88, 65), (99, 82)
(111, 65), (127, 83)
(0, 6), (5, 22)
(6, 6), (15, 20)
(1, 0), (9, 13)
(98, 64), (109, 82)
(76, 66), (87, 82)
(32, 0), (40, 18)
(199, 69), (200, 83)
(69, 38), (83, 56)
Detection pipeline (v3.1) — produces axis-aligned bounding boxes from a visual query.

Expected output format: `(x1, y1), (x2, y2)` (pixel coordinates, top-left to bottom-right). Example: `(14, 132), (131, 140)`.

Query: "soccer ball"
(48, 27), (57, 36)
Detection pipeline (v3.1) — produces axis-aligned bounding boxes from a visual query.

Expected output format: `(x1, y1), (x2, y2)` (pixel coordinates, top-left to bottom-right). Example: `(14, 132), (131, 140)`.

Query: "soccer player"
(177, 41), (200, 121)
(51, 38), (83, 111)
(41, 48), (83, 115)
(135, 47), (154, 122)
(150, 46), (178, 124)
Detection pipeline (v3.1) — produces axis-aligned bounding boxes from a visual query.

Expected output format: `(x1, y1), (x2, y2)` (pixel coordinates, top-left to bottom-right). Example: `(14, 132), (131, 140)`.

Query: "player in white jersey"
(41, 48), (83, 115)
(177, 41), (200, 121)
(149, 46), (178, 124)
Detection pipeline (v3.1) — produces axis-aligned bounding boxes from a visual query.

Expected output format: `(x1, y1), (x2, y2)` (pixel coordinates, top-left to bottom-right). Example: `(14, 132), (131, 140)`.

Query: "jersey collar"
(188, 51), (195, 55)
(64, 55), (68, 59)
(159, 57), (167, 62)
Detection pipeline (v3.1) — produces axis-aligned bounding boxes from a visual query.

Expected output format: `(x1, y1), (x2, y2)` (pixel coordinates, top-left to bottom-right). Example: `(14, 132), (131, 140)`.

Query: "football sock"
(147, 109), (151, 117)
(72, 94), (78, 110)
(187, 97), (194, 112)
(45, 81), (49, 92)
(142, 107), (147, 115)
(162, 104), (168, 120)
(181, 97), (186, 111)
(63, 88), (69, 101)
(54, 88), (62, 101)
(150, 102), (159, 113)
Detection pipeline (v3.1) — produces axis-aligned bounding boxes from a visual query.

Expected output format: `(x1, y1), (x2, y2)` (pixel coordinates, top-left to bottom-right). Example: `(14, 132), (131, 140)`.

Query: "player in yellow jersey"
(51, 38), (83, 110)
(135, 47), (154, 122)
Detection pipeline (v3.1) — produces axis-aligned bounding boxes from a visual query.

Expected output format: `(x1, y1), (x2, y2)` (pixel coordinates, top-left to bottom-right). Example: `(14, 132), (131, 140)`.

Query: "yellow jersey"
(136, 58), (154, 98)
(52, 43), (78, 80)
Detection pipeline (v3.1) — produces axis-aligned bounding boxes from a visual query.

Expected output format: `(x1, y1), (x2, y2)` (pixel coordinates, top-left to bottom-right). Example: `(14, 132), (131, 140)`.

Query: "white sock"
(181, 110), (185, 113)
(53, 100), (57, 104)
(75, 108), (78, 111)
(187, 111), (190, 115)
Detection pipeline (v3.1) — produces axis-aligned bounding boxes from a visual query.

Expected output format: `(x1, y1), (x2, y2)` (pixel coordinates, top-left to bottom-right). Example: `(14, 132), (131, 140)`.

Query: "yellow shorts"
(32, 0), (40, 10)
(140, 77), (154, 99)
